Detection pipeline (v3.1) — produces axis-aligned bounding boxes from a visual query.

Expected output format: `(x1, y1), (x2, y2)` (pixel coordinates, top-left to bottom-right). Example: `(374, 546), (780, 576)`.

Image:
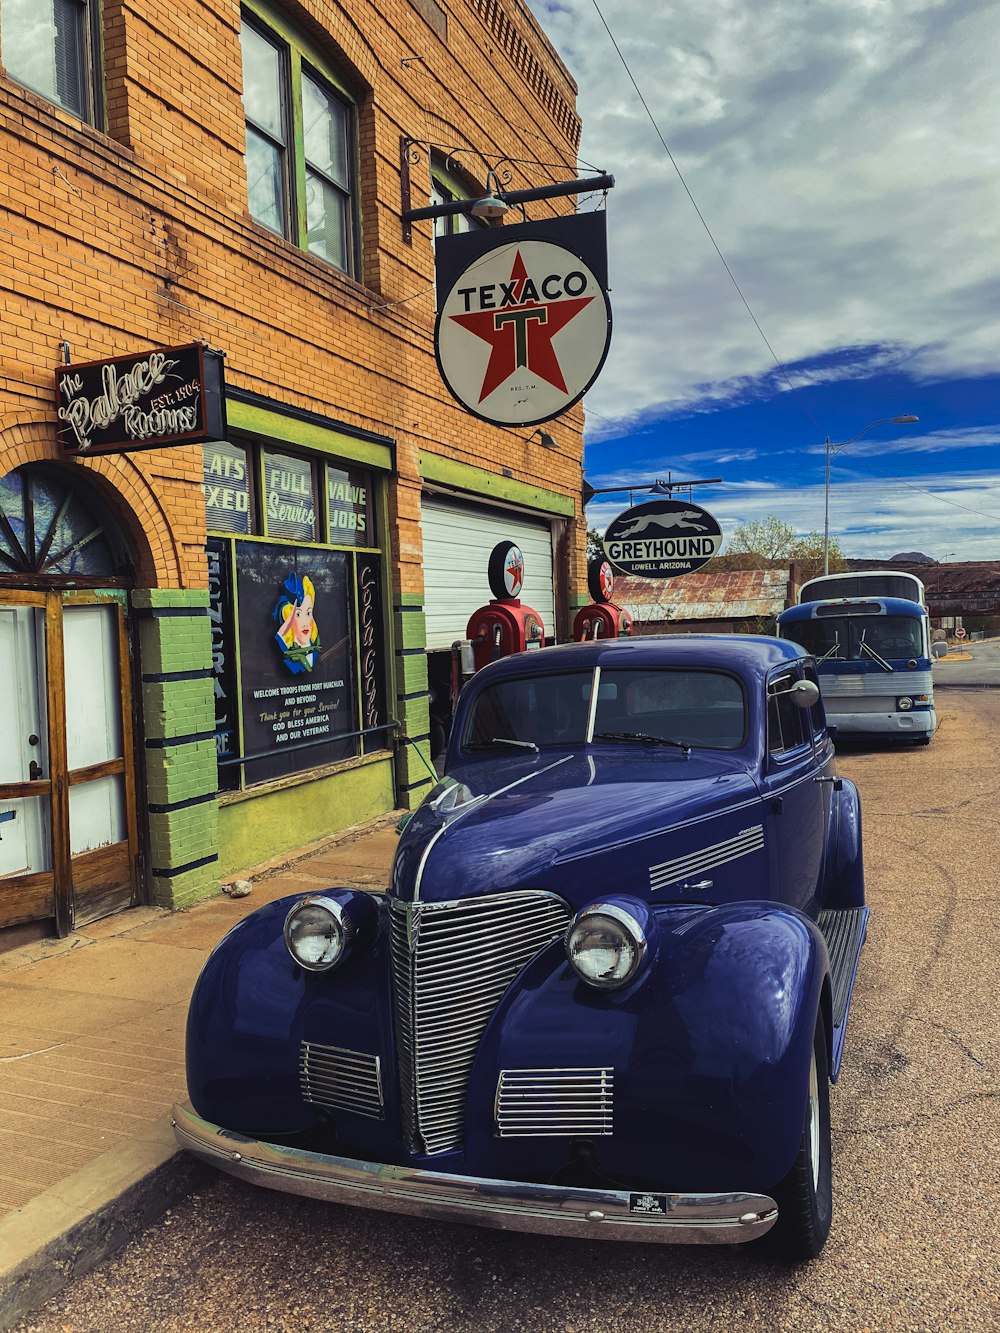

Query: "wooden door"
(0, 591), (138, 940)
(63, 593), (138, 928)
(0, 592), (66, 935)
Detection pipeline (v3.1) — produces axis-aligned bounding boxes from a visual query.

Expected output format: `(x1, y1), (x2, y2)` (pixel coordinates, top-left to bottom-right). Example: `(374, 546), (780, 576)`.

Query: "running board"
(817, 906), (869, 1081)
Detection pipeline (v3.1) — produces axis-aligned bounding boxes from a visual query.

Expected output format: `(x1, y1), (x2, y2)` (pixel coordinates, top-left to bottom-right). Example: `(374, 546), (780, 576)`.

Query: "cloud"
(527, 0), (1000, 421)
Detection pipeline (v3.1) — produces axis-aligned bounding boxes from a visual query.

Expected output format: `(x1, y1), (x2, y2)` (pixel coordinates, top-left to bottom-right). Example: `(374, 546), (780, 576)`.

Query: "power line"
(588, 0), (822, 437)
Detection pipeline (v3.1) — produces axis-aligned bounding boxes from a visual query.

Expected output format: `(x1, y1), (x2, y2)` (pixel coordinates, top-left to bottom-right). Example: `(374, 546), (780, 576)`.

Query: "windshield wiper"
(465, 737), (540, 752)
(858, 638), (894, 672)
(817, 640), (842, 663)
(593, 731), (691, 754)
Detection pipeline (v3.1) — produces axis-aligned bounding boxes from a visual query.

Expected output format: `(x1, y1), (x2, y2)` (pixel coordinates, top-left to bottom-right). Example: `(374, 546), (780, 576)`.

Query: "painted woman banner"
(234, 541), (355, 782)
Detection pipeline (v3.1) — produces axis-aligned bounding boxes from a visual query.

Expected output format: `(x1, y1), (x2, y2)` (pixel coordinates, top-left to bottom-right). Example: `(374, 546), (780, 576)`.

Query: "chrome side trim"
(172, 1102), (778, 1245)
(649, 824), (764, 892)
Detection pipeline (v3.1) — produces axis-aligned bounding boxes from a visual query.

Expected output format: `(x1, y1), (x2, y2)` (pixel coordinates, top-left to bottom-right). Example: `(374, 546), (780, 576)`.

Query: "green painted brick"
(151, 863), (220, 910)
(144, 739), (219, 806)
(394, 610), (427, 650)
(396, 697), (430, 737)
(395, 653), (429, 696)
(149, 801), (219, 869)
(133, 588), (210, 610)
(142, 678), (215, 740)
(137, 618), (213, 675)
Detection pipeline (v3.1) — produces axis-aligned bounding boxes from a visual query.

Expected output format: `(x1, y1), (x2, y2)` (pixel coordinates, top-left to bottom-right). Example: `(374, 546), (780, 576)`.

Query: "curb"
(0, 1114), (210, 1329)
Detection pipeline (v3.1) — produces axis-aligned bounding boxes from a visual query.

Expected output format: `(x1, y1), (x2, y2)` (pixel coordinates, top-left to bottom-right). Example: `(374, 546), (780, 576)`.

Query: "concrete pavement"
(0, 814), (403, 1329)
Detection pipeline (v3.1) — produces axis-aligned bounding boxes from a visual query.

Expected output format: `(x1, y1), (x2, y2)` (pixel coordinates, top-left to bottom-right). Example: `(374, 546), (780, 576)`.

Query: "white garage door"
(421, 496), (556, 650)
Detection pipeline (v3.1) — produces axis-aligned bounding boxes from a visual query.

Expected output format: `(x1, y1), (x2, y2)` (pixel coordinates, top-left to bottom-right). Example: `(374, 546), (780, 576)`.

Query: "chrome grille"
(390, 892), (571, 1155)
(299, 1043), (384, 1119)
(496, 1068), (614, 1137)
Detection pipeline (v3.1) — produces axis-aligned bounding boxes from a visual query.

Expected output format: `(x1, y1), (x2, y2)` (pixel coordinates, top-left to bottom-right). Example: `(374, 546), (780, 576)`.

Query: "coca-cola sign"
(57, 342), (226, 455)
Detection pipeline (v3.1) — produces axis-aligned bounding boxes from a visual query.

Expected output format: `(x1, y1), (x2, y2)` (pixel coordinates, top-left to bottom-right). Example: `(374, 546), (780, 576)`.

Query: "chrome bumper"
(172, 1102), (777, 1245)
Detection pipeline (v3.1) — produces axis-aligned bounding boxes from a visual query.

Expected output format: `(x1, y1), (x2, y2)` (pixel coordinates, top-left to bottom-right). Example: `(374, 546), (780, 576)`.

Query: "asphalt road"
(935, 636), (1000, 687)
(13, 693), (1000, 1333)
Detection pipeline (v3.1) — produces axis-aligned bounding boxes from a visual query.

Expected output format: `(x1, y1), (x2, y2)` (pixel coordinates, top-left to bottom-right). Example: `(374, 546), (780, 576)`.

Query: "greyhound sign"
(603, 499), (722, 578)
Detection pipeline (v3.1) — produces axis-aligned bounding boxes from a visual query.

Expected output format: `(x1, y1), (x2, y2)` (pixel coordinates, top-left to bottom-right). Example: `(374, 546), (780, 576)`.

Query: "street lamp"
(823, 415), (919, 575)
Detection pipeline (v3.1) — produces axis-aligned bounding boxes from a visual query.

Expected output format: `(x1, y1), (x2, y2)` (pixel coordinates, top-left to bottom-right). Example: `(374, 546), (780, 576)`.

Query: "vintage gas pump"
(573, 558), (633, 641)
(462, 541), (546, 673)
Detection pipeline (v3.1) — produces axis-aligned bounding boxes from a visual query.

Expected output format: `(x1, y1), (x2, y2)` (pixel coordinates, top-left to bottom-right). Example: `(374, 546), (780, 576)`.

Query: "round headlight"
(565, 903), (646, 990)
(284, 896), (353, 972)
(897, 696), (913, 711)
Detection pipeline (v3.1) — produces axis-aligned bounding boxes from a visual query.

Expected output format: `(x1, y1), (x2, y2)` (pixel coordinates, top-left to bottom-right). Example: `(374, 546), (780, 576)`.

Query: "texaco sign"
(434, 214), (612, 427)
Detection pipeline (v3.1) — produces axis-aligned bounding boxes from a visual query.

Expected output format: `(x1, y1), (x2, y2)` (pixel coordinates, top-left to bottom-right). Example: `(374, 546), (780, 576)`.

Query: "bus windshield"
(789, 615), (923, 662)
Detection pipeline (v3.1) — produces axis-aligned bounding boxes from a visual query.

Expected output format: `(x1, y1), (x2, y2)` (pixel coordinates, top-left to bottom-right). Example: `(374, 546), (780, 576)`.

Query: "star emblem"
(448, 252), (594, 403)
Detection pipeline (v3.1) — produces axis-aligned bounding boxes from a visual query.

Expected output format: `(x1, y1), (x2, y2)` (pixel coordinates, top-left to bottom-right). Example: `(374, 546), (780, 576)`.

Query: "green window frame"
(240, 2), (359, 277)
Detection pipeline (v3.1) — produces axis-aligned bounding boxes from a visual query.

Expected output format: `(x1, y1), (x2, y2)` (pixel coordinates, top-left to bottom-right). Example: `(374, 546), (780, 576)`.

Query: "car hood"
(390, 748), (762, 909)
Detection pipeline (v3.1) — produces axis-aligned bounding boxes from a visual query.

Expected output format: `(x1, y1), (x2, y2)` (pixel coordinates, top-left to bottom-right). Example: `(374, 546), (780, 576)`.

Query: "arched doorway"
(0, 465), (140, 944)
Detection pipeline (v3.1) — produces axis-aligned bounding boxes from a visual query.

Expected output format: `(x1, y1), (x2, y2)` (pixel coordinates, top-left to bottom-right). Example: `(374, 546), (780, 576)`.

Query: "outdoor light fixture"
(524, 429), (557, 448)
(471, 169), (509, 222)
(470, 192), (508, 221)
(823, 415), (919, 575)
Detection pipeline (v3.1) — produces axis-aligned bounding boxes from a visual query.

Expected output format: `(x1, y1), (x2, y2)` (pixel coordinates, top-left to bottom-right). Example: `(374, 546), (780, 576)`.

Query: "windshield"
(463, 668), (746, 752)
(788, 615), (923, 662)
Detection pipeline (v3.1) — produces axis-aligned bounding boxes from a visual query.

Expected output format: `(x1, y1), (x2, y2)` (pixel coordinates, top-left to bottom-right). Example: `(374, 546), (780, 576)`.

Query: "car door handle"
(812, 775), (843, 791)
(680, 879), (714, 892)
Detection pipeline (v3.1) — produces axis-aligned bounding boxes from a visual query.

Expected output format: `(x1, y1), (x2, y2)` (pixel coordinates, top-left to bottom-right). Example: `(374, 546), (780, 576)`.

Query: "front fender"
(185, 893), (398, 1153)
(465, 903), (828, 1193)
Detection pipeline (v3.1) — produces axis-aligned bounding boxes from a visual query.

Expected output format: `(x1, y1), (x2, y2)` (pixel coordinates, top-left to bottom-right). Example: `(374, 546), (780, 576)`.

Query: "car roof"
(472, 634), (806, 687)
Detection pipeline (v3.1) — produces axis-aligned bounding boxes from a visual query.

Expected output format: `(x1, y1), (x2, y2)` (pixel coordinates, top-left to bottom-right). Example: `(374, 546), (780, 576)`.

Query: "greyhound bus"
(798, 570), (926, 606)
(778, 582), (935, 744)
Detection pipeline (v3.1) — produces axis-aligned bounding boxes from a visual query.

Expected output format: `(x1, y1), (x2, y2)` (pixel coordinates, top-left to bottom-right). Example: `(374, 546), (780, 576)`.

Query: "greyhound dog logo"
(614, 509), (708, 538)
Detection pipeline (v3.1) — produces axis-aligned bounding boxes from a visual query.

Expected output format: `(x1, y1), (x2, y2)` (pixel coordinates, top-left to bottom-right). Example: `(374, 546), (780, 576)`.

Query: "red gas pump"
(573, 558), (633, 641)
(463, 541), (546, 672)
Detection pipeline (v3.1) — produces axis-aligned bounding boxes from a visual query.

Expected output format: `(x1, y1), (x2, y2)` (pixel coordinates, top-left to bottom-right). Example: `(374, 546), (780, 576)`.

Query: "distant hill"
(890, 551), (936, 564)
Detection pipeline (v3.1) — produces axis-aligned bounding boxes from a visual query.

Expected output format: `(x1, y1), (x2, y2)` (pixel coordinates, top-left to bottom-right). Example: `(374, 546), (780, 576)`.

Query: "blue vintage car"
(173, 635), (867, 1260)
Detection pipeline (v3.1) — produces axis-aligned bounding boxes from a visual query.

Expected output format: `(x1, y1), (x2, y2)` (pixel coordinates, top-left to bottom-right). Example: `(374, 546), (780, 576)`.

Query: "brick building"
(0, 0), (588, 949)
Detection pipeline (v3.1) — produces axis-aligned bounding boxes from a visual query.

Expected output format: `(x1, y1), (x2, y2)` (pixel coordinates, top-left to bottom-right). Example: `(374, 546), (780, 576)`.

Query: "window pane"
(203, 441), (252, 534)
(4, 0), (87, 117)
(245, 127), (286, 233)
(240, 21), (286, 140)
(262, 450), (318, 542)
(327, 465), (373, 547)
(305, 169), (349, 269)
(302, 71), (349, 187)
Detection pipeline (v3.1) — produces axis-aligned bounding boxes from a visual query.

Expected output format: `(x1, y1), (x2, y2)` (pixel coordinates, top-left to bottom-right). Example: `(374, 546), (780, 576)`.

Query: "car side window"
(768, 672), (808, 755)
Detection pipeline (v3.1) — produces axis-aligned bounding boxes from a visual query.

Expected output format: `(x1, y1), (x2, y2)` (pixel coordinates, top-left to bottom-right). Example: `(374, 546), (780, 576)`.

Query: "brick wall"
(0, 0), (588, 598)
(0, 0), (592, 892)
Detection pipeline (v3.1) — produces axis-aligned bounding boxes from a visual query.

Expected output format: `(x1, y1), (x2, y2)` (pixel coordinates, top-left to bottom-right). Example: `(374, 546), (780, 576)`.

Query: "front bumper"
(172, 1102), (776, 1245)
(830, 709), (934, 736)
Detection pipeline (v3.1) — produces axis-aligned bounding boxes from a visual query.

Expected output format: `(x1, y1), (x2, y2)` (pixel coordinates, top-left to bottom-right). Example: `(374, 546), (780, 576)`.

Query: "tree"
(722, 515), (846, 581)
(788, 531), (847, 583)
(725, 516), (797, 566)
(586, 527), (603, 562)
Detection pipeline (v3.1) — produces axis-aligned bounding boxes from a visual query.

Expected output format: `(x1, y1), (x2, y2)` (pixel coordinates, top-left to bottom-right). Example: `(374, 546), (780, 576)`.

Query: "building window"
(2, 0), (100, 122)
(240, 4), (358, 276)
(430, 156), (485, 238)
(202, 439), (385, 790)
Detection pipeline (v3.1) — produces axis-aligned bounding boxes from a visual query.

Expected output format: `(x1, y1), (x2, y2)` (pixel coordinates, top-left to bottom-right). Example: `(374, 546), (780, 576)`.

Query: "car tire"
(761, 1013), (832, 1262)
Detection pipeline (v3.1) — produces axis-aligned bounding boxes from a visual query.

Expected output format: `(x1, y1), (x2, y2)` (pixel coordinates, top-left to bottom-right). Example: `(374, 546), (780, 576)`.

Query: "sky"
(525, 0), (1000, 561)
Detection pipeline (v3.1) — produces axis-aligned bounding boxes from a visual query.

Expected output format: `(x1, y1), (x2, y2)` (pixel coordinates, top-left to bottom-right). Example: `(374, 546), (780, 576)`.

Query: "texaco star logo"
(435, 239), (613, 427)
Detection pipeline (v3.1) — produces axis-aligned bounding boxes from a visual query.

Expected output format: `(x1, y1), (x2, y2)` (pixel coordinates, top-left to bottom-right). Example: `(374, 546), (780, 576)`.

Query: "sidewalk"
(0, 814), (403, 1329)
